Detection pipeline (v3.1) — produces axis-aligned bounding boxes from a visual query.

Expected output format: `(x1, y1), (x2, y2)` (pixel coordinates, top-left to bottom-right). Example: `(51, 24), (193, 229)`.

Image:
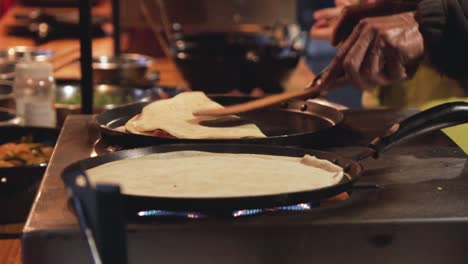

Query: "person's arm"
(320, 0), (468, 90)
(417, 0), (468, 81)
(323, 11), (425, 90)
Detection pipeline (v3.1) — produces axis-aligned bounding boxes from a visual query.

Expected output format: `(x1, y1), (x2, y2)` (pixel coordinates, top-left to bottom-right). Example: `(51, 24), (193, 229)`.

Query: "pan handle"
(359, 102), (468, 160)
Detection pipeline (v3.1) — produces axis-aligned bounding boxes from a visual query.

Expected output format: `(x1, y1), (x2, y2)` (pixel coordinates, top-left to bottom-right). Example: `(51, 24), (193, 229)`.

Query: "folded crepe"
(86, 151), (345, 198)
(125, 92), (266, 139)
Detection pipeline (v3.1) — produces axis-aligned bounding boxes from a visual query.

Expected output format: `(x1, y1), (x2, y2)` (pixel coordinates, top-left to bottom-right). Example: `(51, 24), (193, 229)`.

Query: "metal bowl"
(55, 83), (150, 126)
(55, 82), (183, 126)
(56, 83), (150, 109)
(92, 53), (154, 86)
(0, 46), (55, 78)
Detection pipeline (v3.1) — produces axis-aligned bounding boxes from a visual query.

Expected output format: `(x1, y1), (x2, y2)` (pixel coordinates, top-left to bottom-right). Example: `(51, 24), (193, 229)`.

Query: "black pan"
(171, 31), (302, 94)
(95, 95), (344, 148)
(63, 144), (361, 214)
(64, 102), (468, 215)
(0, 126), (59, 224)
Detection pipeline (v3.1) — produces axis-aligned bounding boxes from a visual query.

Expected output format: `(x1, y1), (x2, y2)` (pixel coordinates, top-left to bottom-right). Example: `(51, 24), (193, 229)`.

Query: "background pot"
(55, 82), (183, 126)
(172, 30), (303, 94)
(92, 53), (154, 86)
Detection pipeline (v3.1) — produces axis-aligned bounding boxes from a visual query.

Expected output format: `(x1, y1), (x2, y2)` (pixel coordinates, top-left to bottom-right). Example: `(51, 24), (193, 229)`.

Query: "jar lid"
(15, 61), (53, 79)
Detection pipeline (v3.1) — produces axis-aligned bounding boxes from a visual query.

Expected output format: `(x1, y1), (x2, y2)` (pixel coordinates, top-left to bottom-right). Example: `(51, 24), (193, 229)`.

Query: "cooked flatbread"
(86, 151), (344, 198)
(125, 92), (266, 139)
(125, 115), (154, 136)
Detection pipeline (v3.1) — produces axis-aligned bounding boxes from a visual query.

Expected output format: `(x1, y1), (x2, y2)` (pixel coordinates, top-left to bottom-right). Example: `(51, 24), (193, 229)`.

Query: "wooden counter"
(0, 239), (21, 264)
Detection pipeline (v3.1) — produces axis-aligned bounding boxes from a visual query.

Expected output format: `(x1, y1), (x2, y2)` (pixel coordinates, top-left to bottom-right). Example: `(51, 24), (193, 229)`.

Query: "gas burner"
(129, 186), (380, 221)
(232, 203), (313, 217)
(136, 203), (314, 219)
(131, 191), (368, 220)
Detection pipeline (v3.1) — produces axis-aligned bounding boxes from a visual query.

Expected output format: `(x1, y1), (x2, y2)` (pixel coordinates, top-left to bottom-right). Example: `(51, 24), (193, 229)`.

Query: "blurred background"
(0, 0), (363, 113)
(119, 0), (362, 108)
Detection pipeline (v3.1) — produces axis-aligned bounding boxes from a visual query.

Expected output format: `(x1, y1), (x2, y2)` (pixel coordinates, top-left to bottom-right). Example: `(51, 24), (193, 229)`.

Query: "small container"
(13, 61), (56, 127)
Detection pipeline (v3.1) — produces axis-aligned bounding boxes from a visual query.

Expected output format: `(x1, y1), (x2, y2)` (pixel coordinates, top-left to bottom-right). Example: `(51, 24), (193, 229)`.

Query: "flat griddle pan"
(64, 102), (468, 214)
(64, 144), (361, 213)
(95, 95), (344, 148)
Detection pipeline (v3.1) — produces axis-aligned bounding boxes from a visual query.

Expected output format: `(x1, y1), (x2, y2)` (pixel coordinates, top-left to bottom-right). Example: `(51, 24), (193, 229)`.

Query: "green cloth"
(362, 64), (468, 154)
(421, 98), (468, 154)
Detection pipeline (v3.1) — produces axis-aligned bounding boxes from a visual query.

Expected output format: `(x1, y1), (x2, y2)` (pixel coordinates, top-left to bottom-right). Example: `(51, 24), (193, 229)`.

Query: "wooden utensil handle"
(193, 86), (322, 117)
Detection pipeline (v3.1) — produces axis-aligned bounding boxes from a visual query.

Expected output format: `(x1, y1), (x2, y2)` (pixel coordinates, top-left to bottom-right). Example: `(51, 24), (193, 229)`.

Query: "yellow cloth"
(361, 64), (468, 154)
(362, 64), (468, 109)
(421, 98), (468, 154)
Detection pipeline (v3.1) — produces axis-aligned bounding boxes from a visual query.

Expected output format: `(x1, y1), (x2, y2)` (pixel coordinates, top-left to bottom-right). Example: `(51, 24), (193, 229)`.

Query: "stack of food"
(124, 91), (267, 139)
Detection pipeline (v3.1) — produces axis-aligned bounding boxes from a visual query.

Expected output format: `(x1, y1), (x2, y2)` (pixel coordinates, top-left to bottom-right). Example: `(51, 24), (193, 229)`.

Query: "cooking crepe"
(125, 92), (266, 139)
(86, 151), (344, 198)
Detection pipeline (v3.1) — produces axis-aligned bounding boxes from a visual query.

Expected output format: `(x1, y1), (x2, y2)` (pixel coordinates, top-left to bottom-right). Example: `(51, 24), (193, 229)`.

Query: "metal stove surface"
(90, 138), (468, 264)
(22, 113), (468, 264)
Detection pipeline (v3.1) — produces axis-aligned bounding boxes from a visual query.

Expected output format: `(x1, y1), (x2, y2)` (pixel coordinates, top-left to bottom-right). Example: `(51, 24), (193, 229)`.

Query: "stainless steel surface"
(21, 113), (468, 264)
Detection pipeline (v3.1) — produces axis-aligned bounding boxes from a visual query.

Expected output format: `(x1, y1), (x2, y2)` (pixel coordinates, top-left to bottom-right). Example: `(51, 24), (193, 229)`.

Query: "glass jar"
(13, 61), (56, 127)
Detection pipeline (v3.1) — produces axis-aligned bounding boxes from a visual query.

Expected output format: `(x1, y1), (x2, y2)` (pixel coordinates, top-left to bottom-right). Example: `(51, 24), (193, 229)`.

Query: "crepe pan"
(95, 95), (344, 148)
(64, 102), (468, 215)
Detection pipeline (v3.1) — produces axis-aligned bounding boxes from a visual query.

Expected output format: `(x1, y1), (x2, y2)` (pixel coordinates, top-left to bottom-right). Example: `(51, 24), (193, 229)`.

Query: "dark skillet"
(0, 126), (59, 224)
(65, 102), (468, 215)
(172, 31), (302, 94)
(95, 95), (344, 148)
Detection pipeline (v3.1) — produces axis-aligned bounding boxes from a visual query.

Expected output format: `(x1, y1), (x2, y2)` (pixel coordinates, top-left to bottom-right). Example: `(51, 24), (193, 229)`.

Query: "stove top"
(22, 112), (468, 264)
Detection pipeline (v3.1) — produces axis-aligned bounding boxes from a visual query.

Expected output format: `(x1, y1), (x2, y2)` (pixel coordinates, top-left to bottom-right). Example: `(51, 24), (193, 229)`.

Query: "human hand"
(331, 0), (420, 45)
(330, 12), (424, 90)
